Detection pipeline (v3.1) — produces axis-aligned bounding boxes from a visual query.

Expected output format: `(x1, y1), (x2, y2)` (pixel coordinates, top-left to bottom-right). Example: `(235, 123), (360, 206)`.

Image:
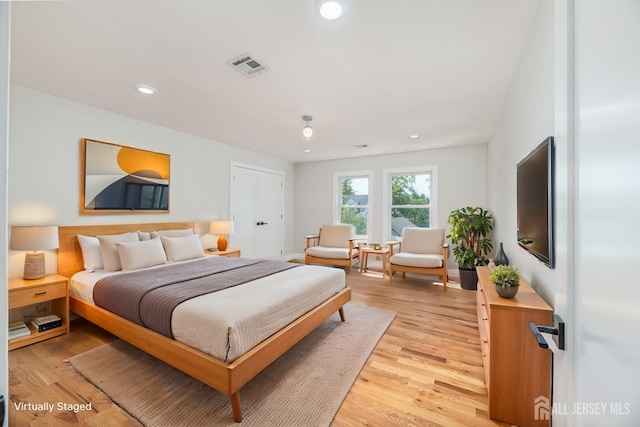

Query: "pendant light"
(302, 115), (313, 140)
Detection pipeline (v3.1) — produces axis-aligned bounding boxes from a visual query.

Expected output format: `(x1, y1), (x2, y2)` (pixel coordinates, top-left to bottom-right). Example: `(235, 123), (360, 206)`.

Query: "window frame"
(382, 165), (438, 240)
(333, 170), (373, 240)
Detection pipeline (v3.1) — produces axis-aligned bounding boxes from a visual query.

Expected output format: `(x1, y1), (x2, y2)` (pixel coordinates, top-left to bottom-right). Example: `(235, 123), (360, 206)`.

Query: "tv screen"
(517, 136), (555, 268)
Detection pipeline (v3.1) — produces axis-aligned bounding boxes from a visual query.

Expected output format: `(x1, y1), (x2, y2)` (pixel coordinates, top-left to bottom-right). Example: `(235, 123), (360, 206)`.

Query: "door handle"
(528, 314), (566, 350)
(256, 221), (269, 226)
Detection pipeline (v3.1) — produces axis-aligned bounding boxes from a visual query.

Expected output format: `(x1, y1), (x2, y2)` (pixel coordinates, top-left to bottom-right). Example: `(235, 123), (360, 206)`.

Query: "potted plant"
(489, 265), (521, 298)
(447, 206), (494, 290)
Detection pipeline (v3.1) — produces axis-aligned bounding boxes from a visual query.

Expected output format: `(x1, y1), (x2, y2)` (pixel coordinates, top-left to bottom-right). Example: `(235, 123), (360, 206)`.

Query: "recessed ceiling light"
(303, 149), (312, 153)
(134, 84), (157, 95)
(409, 134), (419, 139)
(318, 1), (343, 20)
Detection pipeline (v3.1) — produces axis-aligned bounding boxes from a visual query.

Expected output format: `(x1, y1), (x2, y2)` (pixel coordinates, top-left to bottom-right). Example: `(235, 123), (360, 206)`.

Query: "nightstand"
(205, 248), (241, 257)
(8, 274), (69, 351)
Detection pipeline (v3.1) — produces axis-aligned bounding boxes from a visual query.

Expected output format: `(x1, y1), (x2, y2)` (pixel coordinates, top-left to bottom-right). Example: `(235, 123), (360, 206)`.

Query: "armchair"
(305, 224), (359, 273)
(389, 227), (449, 291)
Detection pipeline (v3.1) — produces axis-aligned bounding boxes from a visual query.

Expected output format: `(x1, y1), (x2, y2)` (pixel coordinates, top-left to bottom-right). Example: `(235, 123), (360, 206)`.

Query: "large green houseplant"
(447, 206), (494, 290)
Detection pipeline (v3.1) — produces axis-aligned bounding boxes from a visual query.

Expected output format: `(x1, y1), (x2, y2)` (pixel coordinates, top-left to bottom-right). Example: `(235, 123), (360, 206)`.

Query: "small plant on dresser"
(489, 265), (520, 298)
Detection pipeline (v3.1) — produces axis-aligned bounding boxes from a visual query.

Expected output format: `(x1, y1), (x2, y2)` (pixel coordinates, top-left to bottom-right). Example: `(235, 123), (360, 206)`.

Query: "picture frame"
(80, 138), (170, 214)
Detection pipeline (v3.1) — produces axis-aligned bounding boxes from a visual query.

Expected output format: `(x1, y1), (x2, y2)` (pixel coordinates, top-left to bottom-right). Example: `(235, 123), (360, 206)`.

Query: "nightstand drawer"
(9, 282), (66, 308)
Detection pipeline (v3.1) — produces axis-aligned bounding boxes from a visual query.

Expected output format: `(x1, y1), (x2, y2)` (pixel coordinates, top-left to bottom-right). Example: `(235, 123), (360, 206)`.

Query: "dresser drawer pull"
(483, 338), (488, 343)
(34, 291), (47, 296)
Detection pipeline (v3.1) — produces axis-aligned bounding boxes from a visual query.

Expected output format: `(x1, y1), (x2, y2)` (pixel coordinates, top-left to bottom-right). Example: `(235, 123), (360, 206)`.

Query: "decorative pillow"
(150, 228), (194, 239)
(116, 238), (167, 271)
(137, 231), (151, 241)
(97, 232), (140, 271)
(77, 235), (103, 271)
(161, 235), (205, 262)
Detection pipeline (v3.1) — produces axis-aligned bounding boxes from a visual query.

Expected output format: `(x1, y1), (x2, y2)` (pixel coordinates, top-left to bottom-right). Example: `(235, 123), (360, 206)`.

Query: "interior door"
(231, 163), (283, 259)
(256, 171), (283, 259)
(571, 1), (640, 422)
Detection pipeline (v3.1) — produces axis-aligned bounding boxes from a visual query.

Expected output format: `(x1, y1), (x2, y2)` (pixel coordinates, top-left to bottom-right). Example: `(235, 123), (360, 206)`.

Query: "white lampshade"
(10, 226), (59, 280)
(10, 226), (59, 251)
(210, 221), (235, 235)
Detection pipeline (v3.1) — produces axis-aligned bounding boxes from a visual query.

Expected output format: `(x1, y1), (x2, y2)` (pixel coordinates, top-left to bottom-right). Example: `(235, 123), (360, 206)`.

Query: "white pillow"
(97, 232), (140, 271)
(150, 229), (193, 239)
(77, 235), (103, 271)
(137, 231), (151, 241)
(161, 235), (205, 262)
(116, 238), (167, 271)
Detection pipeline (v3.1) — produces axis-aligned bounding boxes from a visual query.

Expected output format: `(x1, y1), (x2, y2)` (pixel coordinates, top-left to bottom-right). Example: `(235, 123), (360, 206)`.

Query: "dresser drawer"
(9, 281), (67, 308)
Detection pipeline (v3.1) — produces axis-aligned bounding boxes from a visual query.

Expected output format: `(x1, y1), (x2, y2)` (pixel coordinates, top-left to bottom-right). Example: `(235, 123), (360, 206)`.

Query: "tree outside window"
(339, 177), (368, 236)
(390, 174), (431, 236)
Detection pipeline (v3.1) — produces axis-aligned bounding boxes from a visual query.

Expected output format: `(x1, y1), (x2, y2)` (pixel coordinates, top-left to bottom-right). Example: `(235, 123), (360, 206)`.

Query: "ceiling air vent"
(227, 53), (270, 78)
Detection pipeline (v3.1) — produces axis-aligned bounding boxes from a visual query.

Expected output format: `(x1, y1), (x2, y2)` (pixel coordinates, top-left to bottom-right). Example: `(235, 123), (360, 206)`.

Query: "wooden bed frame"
(58, 222), (352, 423)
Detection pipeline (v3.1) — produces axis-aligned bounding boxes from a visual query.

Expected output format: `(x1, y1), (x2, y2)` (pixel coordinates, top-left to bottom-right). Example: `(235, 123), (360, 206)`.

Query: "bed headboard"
(58, 221), (195, 278)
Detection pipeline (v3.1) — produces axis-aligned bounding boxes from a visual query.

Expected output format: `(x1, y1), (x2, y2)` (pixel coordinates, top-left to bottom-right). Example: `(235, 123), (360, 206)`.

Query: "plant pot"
(495, 285), (519, 298)
(458, 268), (478, 290)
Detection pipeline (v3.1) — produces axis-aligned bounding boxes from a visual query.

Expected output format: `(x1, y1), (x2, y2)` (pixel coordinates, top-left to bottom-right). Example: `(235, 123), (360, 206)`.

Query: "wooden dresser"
(476, 266), (552, 426)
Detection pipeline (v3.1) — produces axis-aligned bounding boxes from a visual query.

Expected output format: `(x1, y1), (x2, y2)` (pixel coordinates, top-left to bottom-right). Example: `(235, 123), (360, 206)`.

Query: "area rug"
(68, 303), (395, 427)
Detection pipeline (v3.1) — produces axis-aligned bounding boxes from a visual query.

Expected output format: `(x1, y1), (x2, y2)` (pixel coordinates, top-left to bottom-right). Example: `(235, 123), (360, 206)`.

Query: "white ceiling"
(10, 0), (539, 163)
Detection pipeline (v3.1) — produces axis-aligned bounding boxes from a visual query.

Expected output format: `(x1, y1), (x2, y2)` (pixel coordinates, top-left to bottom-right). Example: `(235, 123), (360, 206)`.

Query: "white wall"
(1, 3), (11, 425)
(487, 0), (556, 305)
(488, 0), (566, 421)
(295, 144), (488, 259)
(7, 85), (296, 277)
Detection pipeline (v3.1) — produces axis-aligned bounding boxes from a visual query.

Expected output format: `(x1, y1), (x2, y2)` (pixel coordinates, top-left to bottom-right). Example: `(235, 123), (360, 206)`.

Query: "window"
(334, 171), (372, 238)
(383, 166), (437, 239)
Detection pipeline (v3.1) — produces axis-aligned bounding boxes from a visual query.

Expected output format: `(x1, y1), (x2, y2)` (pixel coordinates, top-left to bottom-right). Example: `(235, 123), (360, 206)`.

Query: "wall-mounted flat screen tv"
(517, 136), (555, 268)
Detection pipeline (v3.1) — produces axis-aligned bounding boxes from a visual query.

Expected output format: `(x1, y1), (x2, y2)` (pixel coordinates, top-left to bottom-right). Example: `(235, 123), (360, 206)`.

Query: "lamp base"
(217, 235), (228, 252)
(24, 251), (45, 280)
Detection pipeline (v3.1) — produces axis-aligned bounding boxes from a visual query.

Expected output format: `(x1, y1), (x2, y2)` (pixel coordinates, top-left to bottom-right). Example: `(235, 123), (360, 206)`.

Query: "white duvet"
(71, 259), (346, 362)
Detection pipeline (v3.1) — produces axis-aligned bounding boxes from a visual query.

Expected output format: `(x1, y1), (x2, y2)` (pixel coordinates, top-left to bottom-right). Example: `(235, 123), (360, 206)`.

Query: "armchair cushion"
(390, 253), (443, 268)
(306, 246), (353, 260)
(401, 227), (445, 254)
(318, 224), (356, 248)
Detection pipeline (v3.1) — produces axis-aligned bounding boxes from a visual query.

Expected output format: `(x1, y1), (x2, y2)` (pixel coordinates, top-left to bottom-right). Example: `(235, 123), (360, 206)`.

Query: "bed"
(58, 222), (351, 423)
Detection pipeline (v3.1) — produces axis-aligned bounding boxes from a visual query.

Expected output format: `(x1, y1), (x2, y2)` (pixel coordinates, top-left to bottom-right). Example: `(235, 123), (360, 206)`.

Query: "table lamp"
(10, 225), (59, 280)
(209, 221), (234, 251)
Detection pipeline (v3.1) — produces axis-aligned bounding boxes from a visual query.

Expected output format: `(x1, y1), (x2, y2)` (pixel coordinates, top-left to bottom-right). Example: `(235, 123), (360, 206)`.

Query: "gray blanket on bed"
(93, 256), (299, 338)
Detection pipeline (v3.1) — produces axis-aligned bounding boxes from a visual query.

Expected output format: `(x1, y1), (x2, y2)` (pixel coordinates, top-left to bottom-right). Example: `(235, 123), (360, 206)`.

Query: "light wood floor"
(8, 268), (509, 426)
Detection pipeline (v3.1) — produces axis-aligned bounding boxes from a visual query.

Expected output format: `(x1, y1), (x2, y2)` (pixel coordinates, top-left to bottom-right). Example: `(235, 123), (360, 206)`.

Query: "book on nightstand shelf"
(30, 315), (62, 332)
(8, 321), (31, 340)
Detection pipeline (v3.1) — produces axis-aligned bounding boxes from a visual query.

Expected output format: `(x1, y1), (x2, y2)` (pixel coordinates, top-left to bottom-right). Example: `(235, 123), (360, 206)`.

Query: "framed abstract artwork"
(81, 138), (170, 214)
